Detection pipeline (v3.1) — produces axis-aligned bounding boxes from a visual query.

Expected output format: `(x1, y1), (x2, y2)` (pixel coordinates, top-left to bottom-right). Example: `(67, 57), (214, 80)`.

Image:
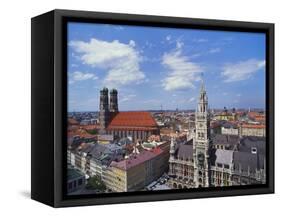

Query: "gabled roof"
(233, 151), (265, 172)
(212, 134), (239, 146)
(176, 139), (193, 160)
(107, 111), (158, 128)
(215, 149), (234, 165)
(239, 136), (266, 155)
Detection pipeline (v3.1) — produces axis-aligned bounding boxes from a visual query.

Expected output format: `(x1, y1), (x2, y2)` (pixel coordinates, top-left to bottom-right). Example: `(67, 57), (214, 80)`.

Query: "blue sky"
(67, 22), (266, 112)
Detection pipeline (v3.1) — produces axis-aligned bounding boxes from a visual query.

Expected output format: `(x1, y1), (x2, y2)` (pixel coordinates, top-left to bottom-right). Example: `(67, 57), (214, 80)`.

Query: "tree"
(86, 129), (98, 135)
(86, 176), (106, 191)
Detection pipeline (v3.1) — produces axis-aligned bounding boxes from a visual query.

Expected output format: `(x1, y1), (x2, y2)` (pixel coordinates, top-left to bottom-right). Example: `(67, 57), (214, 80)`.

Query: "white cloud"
(73, 71), (98, 81)
(209, 48), (221, 54)
(71, 63), (78, 68)
(188, 97), (195, 103)
(176, 40), (184, 49)
(221, 59), (265, 82)
(69, 38), (145, 87)
(166, 35), (171, 41)
(144, 41), (154, 48)
(129, 40), (136, 47)
(161, 46), (204, 91)
(194, 38), (208, 43)
(114, 26), (124, 31)
(119, 94), (137, 103)
(143, 99), (162, 104)
(69, 71), (98, 84)
(189, 53), (202, 59)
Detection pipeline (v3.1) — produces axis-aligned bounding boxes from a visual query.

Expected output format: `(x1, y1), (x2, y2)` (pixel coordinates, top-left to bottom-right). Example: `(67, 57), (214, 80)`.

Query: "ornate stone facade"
(193, 80), (211, 188)
(168, 79), (266, 189)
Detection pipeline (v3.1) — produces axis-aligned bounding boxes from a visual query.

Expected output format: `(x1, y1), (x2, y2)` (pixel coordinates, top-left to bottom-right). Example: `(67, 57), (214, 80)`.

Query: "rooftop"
(212, 134), (239, 147)
(68, 118), (79, 125)
(239, 136), (266, 155)
(176, 139), (193, 160)
(67, 168), (84, 180)
(241, 124), (265, 129)
(233, 151), (265, 172)
(215, 149), (234, 165)
(107, 111), (158, 128)
(110, 149), (163, 171)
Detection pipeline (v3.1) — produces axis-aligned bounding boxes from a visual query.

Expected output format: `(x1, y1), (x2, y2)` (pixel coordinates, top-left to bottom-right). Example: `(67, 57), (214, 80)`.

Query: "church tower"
(193, 77), (211, 188)
(99, 87), (110, 134)
(109, 88), (119, 113)
(169, 136), (176, 160)
(168, 136), (176, 176)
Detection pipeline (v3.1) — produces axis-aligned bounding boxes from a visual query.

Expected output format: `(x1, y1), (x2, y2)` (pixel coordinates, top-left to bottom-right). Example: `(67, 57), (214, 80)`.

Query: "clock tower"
(193, 77), (211, 187)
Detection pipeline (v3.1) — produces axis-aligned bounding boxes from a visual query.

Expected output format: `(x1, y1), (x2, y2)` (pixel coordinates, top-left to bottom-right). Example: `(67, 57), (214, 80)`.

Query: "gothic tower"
(193, 78), (211, 188)
(169, 136), (176, 160)
(99, 87), (110, 134)
(168, 136), (176, 176)
(109, 88), (119, 113)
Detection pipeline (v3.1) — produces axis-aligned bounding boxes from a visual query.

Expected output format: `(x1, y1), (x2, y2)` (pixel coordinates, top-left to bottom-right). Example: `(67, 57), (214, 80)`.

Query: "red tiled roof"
(68, 118), (79, 125)
(108, 111), (158, 128)
(107, 126), (157, 131)
(68, 128), (97, 139)
(241, 124), (265, 129)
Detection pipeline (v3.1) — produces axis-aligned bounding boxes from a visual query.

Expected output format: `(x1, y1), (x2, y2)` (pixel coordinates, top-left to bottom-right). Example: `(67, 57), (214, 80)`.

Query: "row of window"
(216, 163), (230, 169)
(68, 178), (83, 190)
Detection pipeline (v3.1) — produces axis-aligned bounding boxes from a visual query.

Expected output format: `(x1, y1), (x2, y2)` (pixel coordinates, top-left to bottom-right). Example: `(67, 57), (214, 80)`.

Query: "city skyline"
(68, 22), (266, 112)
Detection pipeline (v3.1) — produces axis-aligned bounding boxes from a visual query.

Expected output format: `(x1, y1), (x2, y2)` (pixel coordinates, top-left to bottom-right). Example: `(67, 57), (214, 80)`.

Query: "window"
(251, 147), (257, 154)
(78, 178), (83, 186)
(217, 163), (222, 167)
(224, 164), (229, 169)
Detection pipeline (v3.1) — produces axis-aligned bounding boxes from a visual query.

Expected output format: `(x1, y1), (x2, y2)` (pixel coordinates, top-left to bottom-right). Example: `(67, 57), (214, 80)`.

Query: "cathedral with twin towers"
(98, 87), (159, 141)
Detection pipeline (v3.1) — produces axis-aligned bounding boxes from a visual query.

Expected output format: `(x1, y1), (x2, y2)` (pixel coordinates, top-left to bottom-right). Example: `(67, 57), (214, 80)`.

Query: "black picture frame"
(31, 9), (274, 207)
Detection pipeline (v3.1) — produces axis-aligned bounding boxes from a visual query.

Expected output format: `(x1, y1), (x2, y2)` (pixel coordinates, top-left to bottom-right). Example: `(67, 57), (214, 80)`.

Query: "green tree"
(86, 176), (106, 191)
(86, 129), (98, 135)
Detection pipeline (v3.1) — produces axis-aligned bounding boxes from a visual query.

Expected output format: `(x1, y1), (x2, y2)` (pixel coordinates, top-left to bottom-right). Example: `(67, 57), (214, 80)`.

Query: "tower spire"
(194, 76), (210, 188)
(200, 72), (205, 93)
(198, 73), (208, 113)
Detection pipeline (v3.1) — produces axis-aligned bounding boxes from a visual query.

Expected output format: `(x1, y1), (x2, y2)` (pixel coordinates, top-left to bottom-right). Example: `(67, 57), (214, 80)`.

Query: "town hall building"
(168, 80), (266, 188)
